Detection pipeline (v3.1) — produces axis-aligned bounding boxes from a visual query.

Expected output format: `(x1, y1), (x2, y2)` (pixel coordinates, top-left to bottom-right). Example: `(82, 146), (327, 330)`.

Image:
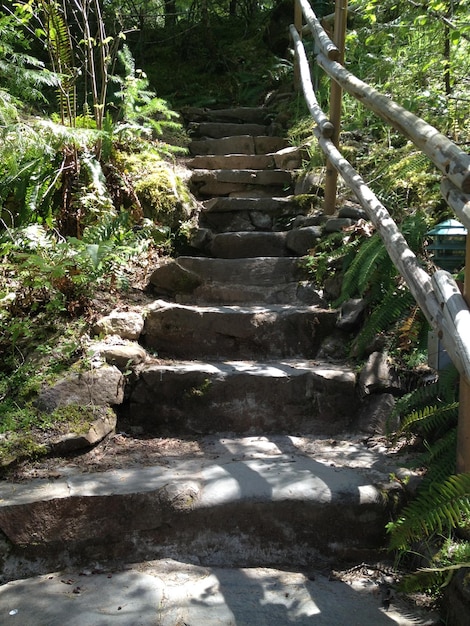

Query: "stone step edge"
(0, 434), (409, 570)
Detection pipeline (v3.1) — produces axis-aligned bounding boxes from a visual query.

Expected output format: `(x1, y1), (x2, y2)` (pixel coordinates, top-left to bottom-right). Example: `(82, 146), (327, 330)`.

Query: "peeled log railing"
(290, 3), (470, 472)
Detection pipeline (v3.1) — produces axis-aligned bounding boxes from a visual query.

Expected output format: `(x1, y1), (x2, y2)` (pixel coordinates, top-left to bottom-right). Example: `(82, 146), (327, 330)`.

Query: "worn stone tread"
(0, 436), (416, 579)
(0, 559), (438, 625)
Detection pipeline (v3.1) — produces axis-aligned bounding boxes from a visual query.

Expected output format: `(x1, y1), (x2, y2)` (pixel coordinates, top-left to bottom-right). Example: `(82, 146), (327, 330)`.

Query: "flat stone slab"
(184, 105), (271, 123)
(143, 299), (336, 358)
(191, 169), (293, 197)
(189, 121), (269, 138)
(187, 154), (276, 169)
(1, 437), (403, 573)
(189, 135), (287, 156)
(192, 168), (293, 186)
(202, 195), (303, 213)
(0, 560), (438, 626)
(148, 256), (325, 305)
(129, 359), (359, 434)
(209, 231), (290, 257)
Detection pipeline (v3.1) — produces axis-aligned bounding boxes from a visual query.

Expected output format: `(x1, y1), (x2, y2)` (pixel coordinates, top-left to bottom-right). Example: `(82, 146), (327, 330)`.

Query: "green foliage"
(385, 366), (470, 594)
(305, 211), (430, 358)
(388, 473), (470, 550)
(0, 7), (59, 105)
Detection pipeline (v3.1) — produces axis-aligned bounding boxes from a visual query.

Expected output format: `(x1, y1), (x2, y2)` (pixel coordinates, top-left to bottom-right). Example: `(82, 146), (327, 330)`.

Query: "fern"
(387, 474), (470, 551)
(399, 402), (459, 439)
(353, 282), (414, 357)
(39, 0), (76, 125)
(335, 232), (386, 305)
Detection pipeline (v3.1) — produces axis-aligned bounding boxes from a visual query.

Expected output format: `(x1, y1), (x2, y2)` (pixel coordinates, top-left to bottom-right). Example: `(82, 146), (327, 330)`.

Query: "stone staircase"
(0, 106), (438, 624)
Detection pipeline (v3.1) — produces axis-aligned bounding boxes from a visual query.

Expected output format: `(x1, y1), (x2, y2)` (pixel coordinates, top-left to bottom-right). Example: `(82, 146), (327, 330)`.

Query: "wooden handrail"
(289, 25), (334, 138)
(296, 0), (339, 61)
(316, 53), (470, 194)
(291, 0), (470, 471)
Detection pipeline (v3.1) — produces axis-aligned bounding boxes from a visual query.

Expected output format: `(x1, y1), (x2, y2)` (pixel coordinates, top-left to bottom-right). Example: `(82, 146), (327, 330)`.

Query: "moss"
(292, 194), (321, 211)
(186, 378), (212, 398)
(117, 149), (193, 230)
(0, 432), (47, 468)
(41, 404), (100, 435)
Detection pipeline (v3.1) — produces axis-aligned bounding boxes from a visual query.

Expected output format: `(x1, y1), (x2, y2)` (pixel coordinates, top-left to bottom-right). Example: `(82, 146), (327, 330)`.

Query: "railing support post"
(458, 235), (470, 473)
(294, 0), (303, 90)
(323, 0), (348, 215)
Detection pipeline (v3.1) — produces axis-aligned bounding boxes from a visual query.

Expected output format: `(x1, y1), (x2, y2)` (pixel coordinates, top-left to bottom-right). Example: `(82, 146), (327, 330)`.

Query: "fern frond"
(387, 474), (470, 551)
(398, 566), (454, 594)
(335, 233), (385, 304)
(392, 367), (459, 431)
(399, 402), (459, 438)
(353, 284), (414, 357)
(416, 431), (457, 488)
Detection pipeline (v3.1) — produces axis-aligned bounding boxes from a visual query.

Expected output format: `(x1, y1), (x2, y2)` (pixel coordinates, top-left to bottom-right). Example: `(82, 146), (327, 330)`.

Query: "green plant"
(384, 366), (470, 594)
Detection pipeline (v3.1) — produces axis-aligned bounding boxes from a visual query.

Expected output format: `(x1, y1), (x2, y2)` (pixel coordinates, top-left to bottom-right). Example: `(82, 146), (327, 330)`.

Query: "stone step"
(189, 135), (288, 156)
(143, 299), (336, 359)
(193, 229), (322, 258)
(202, 194), (307, 214)
(200, 195), (315, 233)
(0, 436), (408, 578)
(187, 153), (277, 170)
(128, 360), (358, 435)
(0, 558), (438, 626)
(187, 147), (304, 171)
(188, 121), (269, 138)
(148, 256), (325, 305)
(183, 105), (272, 124)
(190, 168), (294, 197)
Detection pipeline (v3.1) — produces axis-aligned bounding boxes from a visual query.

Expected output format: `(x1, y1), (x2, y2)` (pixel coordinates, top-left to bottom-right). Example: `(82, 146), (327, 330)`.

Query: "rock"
(90, 341), (148, 370)
(49, 408), (117, 454)
(149, 259), (203, 297)
(358, 352), (400, 396)
(337, 298), (367, 331)
(338, 202), (368, 220)
(296, 282), (326, 306)
(317, 331), (350, 361)
(291, 213), (324, 228)
(93, 310), (144, 341)
(189, 227), (212, 250)
(36, 365), (125, 413)
(444, 567), (470, 626)
(294, 172), (324, 195)
(273, 146), (304, 170)
(356, 393), (397, 434)
(286, 226), (322, 255)
(324, 218), (354, 233)
(250, 211), (273, 230)
(210, 231), (289, 258)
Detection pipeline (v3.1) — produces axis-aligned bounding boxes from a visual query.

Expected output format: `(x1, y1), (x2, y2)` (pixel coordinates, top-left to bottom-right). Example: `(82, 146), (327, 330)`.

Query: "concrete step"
(143, 299), (336, 359)
(128, 359), (358, 434)
(0, 436), (411, 578)
(189, 135), (288, 156)
(188, 121), (269, 138)
(183, 105), (272, 124)
(148, 256), (325, 305)
(190, 168), (294, 198)
(0, 558), (439, 625)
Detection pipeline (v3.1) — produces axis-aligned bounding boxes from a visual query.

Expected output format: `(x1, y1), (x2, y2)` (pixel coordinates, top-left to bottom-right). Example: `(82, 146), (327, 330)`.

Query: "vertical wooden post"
(457, 234), (470, 473)
(294, 0), (303, 90)
(323, 0), (348, 215)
